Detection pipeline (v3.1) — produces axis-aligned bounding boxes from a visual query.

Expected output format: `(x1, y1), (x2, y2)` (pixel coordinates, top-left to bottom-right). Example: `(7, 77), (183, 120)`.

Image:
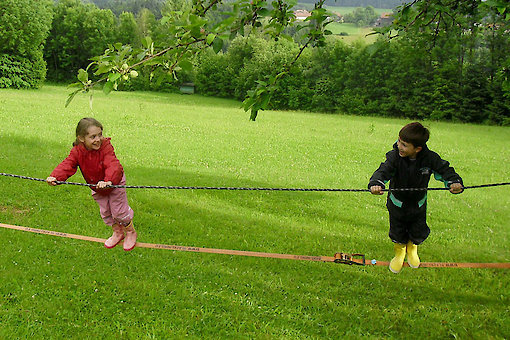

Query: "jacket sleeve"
(102, 142), (124, 184)
(368, 150), (397, 190)
(50, 147), (79, 181)
(430, 152), (463, 189)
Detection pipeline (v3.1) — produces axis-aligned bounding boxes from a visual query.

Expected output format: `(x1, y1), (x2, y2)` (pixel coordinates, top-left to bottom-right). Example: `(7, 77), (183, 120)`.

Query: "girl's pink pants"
(92, 175), (134, 226)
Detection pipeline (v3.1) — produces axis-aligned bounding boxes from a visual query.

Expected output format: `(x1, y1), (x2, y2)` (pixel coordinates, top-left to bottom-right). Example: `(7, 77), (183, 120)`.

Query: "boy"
(368, 122), (463, 273)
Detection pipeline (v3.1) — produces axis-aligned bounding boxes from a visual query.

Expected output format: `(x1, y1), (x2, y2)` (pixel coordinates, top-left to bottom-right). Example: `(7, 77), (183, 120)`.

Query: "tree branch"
(407, 0), (431, 29)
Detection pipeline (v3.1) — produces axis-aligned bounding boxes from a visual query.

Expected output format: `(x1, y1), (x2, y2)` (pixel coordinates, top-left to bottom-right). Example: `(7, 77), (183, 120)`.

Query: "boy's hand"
(449, 183), (463, 194)
(96, 181), (112, 189)
(46, 176), (58, 186)
(370, 185), (384, 195)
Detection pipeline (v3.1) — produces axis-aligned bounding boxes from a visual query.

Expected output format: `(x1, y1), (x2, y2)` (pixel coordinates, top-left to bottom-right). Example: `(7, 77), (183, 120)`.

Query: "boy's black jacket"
(368, 142), (463, 204)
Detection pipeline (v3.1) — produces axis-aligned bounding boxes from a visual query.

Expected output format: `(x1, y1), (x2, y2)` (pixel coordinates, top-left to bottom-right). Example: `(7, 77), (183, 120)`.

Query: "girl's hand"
(449, 182), (463, 194)
(46, 176), (58, 186)
(96, 181), (112, 189)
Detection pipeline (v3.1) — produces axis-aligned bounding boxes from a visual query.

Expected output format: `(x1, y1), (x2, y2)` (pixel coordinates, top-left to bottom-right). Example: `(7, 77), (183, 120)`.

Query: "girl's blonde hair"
(74, 117), (103, 146)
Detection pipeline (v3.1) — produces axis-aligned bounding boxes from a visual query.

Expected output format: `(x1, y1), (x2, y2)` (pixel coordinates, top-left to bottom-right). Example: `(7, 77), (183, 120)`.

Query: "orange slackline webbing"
(1, 222), (509, 268)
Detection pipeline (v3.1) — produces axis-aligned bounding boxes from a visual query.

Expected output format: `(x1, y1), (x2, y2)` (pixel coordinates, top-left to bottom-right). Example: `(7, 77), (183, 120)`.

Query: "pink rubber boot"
(123, 221), (137, 251)
(104, 224), (125, 249)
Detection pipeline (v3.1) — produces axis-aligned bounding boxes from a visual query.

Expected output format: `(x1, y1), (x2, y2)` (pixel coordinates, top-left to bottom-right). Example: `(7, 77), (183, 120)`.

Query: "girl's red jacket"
(50, 138), (124, 195)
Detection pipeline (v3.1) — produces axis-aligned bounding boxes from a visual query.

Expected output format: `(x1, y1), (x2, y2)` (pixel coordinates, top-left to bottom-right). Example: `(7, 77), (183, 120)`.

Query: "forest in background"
(1, 0), (509, 125)
(84, 0), (404, 16)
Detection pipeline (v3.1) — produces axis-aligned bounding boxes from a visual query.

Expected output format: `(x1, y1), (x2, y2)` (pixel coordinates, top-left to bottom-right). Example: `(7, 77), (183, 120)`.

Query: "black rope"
(1, 172), (509, 192)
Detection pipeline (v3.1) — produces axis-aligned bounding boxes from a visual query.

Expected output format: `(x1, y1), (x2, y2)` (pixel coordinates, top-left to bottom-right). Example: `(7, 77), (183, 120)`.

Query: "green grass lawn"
(1, 84), (509, 338)
(327, 22), (379, 44)
(324, 5), (393, 16)
(295, 4), (388, 44)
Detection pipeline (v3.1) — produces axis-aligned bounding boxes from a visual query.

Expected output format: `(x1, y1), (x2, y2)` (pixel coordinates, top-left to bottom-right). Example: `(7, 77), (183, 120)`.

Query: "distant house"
(294, 9), (312, 21)
(331, 12), (344, 23)
(374, 13), (393, 27)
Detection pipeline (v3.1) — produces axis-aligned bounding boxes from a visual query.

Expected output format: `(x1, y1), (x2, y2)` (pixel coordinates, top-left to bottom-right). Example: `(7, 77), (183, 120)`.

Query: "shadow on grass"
(3, 135), (505, 267)
(1, 135), (386, 256)
(123, 164), (386, 253)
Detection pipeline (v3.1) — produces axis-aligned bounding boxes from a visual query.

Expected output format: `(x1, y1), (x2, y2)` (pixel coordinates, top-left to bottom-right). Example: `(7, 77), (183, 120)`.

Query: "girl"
(46, 117), (137, 251)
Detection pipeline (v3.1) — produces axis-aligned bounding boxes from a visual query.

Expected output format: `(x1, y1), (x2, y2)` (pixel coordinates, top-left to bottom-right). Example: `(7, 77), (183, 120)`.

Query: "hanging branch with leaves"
(242, 0), (333, 120)
(66, 0), (335, 121)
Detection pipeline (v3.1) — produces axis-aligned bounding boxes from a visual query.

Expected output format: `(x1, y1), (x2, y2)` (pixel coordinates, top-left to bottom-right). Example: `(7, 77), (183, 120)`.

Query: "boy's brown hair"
(399, 122), (429, 148)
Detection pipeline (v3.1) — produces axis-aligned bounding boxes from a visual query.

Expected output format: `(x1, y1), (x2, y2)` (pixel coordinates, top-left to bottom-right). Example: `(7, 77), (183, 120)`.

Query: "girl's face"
(79, 125), (104, 150)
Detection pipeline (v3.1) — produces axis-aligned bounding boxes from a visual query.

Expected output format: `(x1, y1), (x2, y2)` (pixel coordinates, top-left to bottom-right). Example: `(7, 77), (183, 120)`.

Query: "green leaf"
(250, 109), (258, 121)
(161, 15), (170, 25)
(206, 33), (216, 45)
(103, 81), (114, 95)
(212, 37), (223, 53)
(141, 36), (152, 49)
(260, 93), (271, 109)
(67, 82), (83, 89)
(108, 73), (121, 82)
(242, 97), (255, 111)
(259, 8), (270, 16)
(94, 63), (111, 75)
(137, 51), (147, 61)
(65, 89), (81, 108)
(77, 69), (88, 83)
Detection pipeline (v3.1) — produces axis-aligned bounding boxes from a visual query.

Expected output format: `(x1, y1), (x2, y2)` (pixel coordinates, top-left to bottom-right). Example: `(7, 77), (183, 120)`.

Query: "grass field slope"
(0, 85), (509, 338)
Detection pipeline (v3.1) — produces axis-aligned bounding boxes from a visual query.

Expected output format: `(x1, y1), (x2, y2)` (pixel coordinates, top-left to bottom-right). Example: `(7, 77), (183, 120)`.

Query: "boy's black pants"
(387, 199), (430, 245)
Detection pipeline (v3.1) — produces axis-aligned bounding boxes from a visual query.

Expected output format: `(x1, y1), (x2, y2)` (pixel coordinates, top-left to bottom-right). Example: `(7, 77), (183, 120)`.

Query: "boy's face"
(79, 125), (104, 150)
(397, 137), (422, 159)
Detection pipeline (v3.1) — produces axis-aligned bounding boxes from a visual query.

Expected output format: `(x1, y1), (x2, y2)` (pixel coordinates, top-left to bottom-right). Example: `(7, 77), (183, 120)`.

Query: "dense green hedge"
(192, 35), (510, 125)
(0, 54), (47, 89)
(0, 0), (53, 88)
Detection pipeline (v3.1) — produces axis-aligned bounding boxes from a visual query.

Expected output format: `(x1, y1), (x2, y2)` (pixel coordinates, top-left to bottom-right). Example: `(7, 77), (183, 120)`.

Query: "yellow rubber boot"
(406, 241), (420, 268)
(389, 243), (406, 274)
